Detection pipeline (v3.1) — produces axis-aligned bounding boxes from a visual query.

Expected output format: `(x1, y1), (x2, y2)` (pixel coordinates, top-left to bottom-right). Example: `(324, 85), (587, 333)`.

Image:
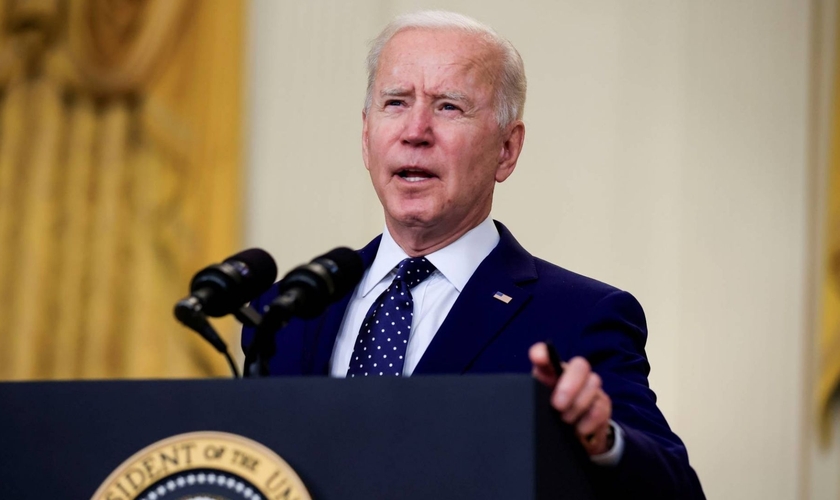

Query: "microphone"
(244, 247), (362, 378)
(259, 247), (364, 332)
(177, 248), (278, 318)
(175, 249), (277, 359)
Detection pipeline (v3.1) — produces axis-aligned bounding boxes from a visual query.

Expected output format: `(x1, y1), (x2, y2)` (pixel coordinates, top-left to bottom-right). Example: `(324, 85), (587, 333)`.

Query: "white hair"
(364, 10), (526, 129)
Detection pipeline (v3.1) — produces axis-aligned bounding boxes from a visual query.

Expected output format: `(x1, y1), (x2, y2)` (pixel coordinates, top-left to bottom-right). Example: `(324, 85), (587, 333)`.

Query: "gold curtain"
(820, 5), (840, 437)
(0, 0), (244, 380)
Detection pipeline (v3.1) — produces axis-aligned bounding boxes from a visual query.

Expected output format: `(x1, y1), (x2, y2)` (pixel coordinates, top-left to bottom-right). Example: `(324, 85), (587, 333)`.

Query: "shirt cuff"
(589, 419), (625, 466)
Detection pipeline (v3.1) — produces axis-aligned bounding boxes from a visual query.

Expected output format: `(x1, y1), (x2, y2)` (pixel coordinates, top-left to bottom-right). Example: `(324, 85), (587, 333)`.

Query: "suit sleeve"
(575, 290), (705, 499)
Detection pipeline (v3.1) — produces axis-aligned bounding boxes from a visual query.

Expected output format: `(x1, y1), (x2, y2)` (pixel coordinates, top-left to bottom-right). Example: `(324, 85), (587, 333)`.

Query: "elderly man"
(244, 10), (704, 499)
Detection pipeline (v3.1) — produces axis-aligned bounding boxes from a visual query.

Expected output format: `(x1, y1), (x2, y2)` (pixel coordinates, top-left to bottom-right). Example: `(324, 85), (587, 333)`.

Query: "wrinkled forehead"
(375, 28), (502, 91)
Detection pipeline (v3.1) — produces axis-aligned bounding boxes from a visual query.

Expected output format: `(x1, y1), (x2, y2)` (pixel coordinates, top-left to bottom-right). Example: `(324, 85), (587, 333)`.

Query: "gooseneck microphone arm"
(244, 313), (283, 378)
(174, 296), (229, 353)
(174, 305), (241, 378)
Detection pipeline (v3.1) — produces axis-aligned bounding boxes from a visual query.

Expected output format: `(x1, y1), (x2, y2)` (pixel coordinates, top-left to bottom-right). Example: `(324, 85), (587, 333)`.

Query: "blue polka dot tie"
(347, 257), (437, 377)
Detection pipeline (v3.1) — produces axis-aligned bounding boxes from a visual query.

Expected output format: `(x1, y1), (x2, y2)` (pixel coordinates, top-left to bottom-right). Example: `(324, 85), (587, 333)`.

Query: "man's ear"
(361, 110), (370, 171)
(495, 120), (525, 183)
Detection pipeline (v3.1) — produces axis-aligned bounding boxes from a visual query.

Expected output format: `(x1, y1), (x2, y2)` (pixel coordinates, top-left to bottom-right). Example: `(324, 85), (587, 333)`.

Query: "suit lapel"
(309, 236), (381, 374)
(413, 222), (538, 374)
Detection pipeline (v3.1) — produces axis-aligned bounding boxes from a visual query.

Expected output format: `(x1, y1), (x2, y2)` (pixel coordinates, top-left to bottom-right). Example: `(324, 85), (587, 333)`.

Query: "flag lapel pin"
(493, 291), (513, 304)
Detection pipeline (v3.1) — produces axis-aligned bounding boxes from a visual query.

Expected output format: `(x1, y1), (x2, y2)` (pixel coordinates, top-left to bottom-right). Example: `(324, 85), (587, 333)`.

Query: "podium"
(0, 375), (595, 499)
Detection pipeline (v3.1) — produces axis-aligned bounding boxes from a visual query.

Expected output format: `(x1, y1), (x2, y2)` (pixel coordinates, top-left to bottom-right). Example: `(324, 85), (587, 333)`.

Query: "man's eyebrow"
(379, 88), (472, 104)
(433, 91), (469, 102)
(380, 88), (411, 98)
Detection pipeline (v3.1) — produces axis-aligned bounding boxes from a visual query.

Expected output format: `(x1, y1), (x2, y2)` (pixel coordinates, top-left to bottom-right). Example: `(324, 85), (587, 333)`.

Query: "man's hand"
(529, 342), (613, 456)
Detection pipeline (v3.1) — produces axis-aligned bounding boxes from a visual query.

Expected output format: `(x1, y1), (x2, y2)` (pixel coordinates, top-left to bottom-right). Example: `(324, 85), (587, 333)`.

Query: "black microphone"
(259, 247), (364, 331)
(175, 249), (277, 357)
(178, 248), (278, 318)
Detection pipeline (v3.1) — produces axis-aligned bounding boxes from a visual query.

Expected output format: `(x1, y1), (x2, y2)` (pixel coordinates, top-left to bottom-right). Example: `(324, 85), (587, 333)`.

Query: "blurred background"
(0, 0), (837, 498)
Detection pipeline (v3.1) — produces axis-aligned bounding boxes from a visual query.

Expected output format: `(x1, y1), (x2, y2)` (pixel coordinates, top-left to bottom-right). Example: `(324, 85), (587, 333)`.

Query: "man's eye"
(385, 100), (404, 107)
(441, 103), (461, 111)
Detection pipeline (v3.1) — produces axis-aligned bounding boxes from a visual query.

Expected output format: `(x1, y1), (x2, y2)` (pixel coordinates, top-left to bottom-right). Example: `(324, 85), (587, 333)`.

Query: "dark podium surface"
(0, 375), (595, 499)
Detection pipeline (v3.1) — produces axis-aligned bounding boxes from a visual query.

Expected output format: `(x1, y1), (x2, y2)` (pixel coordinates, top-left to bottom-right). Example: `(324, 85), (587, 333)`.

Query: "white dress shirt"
(328, 215), (624, 465)
(330, 216), (500, 377)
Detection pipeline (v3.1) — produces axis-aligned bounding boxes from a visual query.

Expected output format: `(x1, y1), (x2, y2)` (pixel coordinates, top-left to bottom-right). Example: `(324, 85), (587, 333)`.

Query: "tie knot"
(393, 257), (436, 288)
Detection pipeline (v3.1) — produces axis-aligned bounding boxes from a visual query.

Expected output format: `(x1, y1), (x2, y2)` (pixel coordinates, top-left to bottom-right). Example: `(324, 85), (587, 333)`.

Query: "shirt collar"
(360, 216), (500, 296)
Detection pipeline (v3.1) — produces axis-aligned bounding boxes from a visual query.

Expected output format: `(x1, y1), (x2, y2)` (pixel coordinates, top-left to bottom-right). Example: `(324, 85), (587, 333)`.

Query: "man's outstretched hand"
(529, 342), (613, 456)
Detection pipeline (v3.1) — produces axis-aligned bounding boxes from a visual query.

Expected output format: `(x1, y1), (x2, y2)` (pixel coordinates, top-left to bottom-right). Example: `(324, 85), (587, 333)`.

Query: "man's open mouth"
(396, 168), (435, 183)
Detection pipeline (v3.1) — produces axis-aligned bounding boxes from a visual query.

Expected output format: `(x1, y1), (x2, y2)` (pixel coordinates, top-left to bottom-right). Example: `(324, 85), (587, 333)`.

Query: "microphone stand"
(243, 296), (297, 378)
(244, 329), (277, 378)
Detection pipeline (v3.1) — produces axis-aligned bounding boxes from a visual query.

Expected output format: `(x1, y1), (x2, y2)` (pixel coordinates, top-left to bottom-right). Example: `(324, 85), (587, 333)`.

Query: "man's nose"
(400, 106), (434, 147)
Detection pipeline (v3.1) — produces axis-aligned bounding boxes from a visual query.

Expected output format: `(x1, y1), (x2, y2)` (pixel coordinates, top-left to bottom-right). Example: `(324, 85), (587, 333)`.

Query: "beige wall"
(245, 1), (834, 498)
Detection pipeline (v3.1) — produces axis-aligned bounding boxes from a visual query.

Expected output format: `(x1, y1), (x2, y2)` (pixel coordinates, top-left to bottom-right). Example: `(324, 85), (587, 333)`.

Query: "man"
(244, 10), (704, 498)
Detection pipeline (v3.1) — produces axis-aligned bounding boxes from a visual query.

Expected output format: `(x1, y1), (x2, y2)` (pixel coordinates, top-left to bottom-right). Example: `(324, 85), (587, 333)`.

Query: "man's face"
(362, 29), (521, 243)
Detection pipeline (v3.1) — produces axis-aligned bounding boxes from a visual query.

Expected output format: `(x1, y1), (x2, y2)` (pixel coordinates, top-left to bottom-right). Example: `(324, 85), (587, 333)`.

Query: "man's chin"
(388, 212), (438, 229)
(384, 205), (442, 230)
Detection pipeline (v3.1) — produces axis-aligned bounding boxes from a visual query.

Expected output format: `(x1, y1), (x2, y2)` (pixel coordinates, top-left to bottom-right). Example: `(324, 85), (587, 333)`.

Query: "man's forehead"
(383, 29), (495, 66)
(375, 29), (499, 89)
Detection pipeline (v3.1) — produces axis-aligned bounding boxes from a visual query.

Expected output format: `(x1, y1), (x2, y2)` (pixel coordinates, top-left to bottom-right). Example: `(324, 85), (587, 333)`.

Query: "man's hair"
(364, 10), (526, 129)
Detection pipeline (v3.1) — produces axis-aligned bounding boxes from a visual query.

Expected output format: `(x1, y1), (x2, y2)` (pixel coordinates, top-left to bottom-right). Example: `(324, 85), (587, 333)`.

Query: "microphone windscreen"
(190, 248), (278, 317)
(226, 248), (279, 301)
(314, 247), (364, 297)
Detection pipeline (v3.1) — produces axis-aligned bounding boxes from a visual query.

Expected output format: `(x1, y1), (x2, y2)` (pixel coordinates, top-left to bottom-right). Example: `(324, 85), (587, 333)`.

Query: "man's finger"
(552, 356), (590, 411)
(576, 392), (612, 437)
(529, 342), (558, 386)
(561, 372), (602, 424)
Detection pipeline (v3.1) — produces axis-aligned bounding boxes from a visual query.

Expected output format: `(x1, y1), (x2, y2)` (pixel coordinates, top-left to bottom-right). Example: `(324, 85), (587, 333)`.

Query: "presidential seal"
(92, 431), (311, 500)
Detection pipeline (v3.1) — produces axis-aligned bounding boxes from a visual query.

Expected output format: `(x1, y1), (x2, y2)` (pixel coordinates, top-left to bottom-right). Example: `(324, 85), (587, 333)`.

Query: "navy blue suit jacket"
(242, 221), (704, 499)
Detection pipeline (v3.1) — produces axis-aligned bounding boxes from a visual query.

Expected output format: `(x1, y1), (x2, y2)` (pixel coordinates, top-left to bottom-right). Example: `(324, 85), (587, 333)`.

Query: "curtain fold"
(820, 3), (840, 440)
(0, 0), (244, 380)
